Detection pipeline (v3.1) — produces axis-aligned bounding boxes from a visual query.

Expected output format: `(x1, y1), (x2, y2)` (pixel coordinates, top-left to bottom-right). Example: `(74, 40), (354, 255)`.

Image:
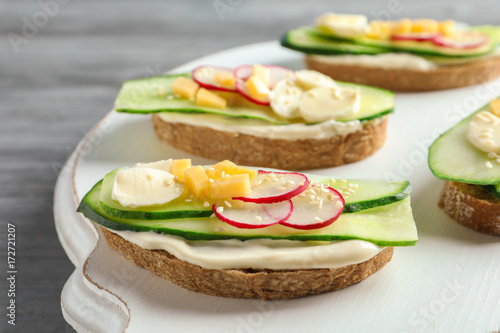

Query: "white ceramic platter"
(54, 41), (500, 333)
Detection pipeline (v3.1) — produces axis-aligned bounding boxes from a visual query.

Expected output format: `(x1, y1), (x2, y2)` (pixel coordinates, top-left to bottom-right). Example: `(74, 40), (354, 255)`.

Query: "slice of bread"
(152, 114), (388, 170)
(438, 180), (500, 236)
(101, 227), (393, 300)
(305, 55), (500, 92)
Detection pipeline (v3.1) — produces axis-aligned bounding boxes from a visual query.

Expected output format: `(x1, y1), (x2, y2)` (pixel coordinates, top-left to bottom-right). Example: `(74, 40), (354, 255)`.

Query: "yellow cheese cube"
(195, 88), (227, 109)
(183, 165), (210, 198)
(247, 76), (270, 99)
(392, 18), (412, 34)
(366, 21), (392, 39)
(206, 160), (258, 181)
(490, 99), (500, 117)
(411, 19), (438, 33)
(214, 71), (236, 89)
(438, 20), (455, 38)
(172, 77), (199, 100)
(252, 65), (270, 87)
(210, 174), (251, 199)
(171, 159), (192, 180)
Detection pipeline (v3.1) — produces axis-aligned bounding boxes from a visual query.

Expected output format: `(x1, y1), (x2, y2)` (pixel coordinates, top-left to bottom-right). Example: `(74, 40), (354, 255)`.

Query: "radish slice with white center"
(234, 170), (310, 204)
(432, 31), (489, 49)
(192, 65), (237, 92)
(391, 32), (440, 42)
(280, 186), (344, 230)
(213, 199), (292, 229)
(234, 65), (293, 88)
(235, 78), (270, 106)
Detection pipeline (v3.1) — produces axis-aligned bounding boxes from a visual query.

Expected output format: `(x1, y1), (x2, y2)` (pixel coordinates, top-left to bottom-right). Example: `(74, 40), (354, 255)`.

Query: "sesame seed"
(337, 189), (344, 194)
(221, 171), (225, 177)
(486, 161), (493, 169)
(339, 179), (347, 183)
(255, 215), (262, 221)
(318, 199), (323, 209)
(207, 167), (215, 171)
(488, 152), (497, 158)
(315, 217), (323, 222)
(307, 91), (318, 98)
(278, 186), (287, 191)
(287, 180), (295, 185)
(164, 179), (173, 186)
(185, 199), (192, 202)
(254, 179), (263, 186)
(298, 193), (306, 198)
(272, 178), (279, 183)
(216, 206), (224, 213)
(327, 193), (334, 201)
(209, 178), (215, 183)
(330, 179), (336, 183)
(224, 200), (232, 208)
(310, 200), (319, 205)
(348, 189), (356, 194)
(203, 201), (210, 208)
(147, 174), (154, 181)
(309, 195), (316, 200)
(336, 201), (343, 208)
(210, 213), (216, 218)
(341, 186), (348, 191)
(480, 133), (493, 139)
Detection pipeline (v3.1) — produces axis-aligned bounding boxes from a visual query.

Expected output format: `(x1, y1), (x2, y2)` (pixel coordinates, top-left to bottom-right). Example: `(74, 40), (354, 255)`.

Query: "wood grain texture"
(1, 0), (499, 331)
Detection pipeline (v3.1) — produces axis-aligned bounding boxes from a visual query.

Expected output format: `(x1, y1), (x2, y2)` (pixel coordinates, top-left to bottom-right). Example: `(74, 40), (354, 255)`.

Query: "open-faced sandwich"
(114, 65), (394, 170)
(281, 13), (500, 91)
(77, 158), (417, 300)
(429, 98), (500, 236)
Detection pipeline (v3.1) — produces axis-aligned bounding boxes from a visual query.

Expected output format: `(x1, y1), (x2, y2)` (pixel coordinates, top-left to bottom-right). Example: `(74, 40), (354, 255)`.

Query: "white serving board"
(54, 41), (500, 333)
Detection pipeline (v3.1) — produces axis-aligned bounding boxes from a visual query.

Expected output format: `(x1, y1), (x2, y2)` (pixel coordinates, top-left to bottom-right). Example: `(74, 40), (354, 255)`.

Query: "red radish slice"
(280, 186), (344, 230)
(234, 65), (293, 88)
(235, 78), (270, 106)
(234, 170), (310, 204)
(391, 32), (440, 42)
(191, 65), (237, 92)
(432, 31), (489, 49)
(213, 199), (292, 229)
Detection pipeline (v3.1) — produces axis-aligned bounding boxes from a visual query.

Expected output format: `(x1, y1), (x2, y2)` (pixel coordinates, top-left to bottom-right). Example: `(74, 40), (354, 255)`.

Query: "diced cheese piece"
(366, 21), (392, 39)
(247, 76), (271, 99)
(171, 159), (192, 180)
(467, 111), (500, 153)
(172, 77), (199, 100)
(392, 18), (412, 34)
(490, 99), (500, 117)
(196, 88), (227, 109)
(206, 160), (258, 181)
(411, 19), (438, 33)
(214, 71), (236, 89)
(438, 20), (455, 38)
(184, 165), (210, 198)
(112, 167), (184, 208)
(210, 174), (251, 199)
(251, 65), (270, 87)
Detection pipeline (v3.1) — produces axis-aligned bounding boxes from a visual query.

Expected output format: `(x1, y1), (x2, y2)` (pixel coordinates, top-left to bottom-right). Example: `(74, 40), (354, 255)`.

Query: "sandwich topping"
(173, 65), (361, 123)
(467, 98), (500, 168)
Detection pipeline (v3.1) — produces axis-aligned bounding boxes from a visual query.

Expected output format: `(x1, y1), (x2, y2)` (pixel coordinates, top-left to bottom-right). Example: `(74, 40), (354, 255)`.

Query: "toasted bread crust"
(100, 227), (394, 300)
(305, 55), (500, 92)
(438, 181), (500, 236)
(152, 114), (388, 170)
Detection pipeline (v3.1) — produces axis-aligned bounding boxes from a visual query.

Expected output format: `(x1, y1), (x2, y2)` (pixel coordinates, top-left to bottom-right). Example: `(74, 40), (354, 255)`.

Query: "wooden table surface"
(1, 0), (499, 331)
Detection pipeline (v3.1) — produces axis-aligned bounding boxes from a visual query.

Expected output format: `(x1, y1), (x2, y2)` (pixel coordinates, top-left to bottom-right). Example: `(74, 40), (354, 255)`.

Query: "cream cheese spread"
(309, 47), (500, 71)
(157, 112), (365, 140)
(110, 228), (384, 270)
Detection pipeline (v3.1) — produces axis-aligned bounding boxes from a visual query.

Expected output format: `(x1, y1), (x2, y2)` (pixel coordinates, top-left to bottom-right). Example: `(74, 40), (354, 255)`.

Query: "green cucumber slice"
(78, 181), (417, 247)
(99, 169), (410, 220)
(283, 26), (500, 58)
(114, 74), (394, 124)
(479, 183), (500, 199)
(428, 101), (500, 184)
(280, 27), (390, 55)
